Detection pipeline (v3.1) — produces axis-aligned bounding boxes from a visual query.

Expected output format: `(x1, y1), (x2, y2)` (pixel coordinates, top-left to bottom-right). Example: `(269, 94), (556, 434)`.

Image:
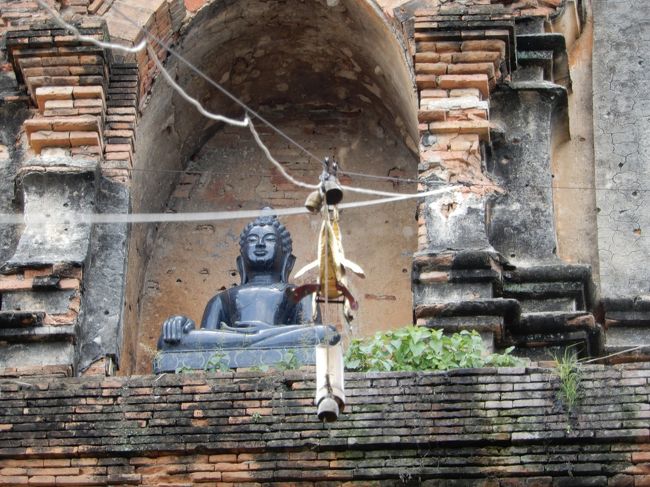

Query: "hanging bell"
(305, 190), (323, 213)
(323, 179), (343, 206)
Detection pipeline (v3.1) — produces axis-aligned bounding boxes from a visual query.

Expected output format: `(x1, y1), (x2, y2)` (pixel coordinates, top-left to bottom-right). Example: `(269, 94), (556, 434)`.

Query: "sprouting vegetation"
(344, 326), (522, 372)
(204, 351), (231, 373)
(554, 346), (583, 412)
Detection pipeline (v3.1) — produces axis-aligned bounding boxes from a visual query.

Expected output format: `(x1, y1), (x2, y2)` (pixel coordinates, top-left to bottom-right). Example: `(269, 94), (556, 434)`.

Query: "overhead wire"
(27, 0), (635, 227)
(33, 1), (634, 196)
(0, 186), (457, 225)
(107, 0), (325, 167)
(37, 0), (440, 200)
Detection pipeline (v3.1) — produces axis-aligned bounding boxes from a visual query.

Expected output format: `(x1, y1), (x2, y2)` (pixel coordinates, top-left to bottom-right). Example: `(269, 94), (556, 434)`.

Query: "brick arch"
(120, 0), (422, 373)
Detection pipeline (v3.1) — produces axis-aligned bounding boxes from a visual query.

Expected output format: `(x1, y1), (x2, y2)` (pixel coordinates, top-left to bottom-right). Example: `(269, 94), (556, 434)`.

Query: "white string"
(146, 45), (249, 128)
(248, 120), (319, 191)
(110, 0), (325, 166)
(0, 186), (459, 225)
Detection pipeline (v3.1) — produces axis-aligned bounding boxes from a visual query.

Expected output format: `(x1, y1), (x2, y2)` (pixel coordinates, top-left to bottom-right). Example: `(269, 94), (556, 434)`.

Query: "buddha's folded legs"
(160, 324), (340, 351)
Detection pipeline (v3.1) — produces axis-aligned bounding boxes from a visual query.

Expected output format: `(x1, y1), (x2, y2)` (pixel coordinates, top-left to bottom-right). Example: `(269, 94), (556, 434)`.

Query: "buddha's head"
(238, 212), (295, 283)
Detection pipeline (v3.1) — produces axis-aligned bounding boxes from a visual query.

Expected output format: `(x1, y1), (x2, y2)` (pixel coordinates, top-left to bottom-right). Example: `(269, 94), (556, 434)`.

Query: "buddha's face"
(242, 224), (282, 271)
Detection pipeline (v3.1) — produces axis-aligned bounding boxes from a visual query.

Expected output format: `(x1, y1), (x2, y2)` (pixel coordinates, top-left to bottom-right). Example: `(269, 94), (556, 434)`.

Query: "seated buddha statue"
(157, 212), (340, 353)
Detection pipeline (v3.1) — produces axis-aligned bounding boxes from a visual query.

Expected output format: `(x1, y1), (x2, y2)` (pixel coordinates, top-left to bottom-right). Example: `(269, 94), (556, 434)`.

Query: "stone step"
(510, 311), (600, 358)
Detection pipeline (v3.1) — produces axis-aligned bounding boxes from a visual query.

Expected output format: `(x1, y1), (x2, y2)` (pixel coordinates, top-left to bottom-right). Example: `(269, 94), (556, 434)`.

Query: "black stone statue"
(154, 212), (340, 372)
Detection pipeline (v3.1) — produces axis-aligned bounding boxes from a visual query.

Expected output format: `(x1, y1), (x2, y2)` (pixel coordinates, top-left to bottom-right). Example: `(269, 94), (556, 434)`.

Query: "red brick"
(27, 467), (79, 476)
(44, 108), (80, 117)
(43, 458), (70, 467)
(461, 40), (507, 57)
(69, 66), (103, 76)
(70, 131), (101, 147)
(104, 129), (133, 139)
(72, 85), (104, 100)
(428, 120), (491, 141)
(420, 89), (448, 99)
(633, 452), (650, 463)
(418, 110), (447, 123)
(18, 58), (43, 69)
(416, 63), (448, 75)
(104, 152), (131, 161)
(53, 475), (106, 486)
(27, 476), (56, 486)
(21, 66), (45, 78)
(24, 266), (54, 278)
(449, 88), (482, 98)
(49, 116), (100, 132)
(416, 42), (438, 53)
(208, 454), (237, 463)
(416, 74), (438, 90)
(447, 62), (495, 79)
(437, 74), (490, 98)
(73, 99), (103, 108)
(41, 56), (81, 67)
(105, 144), (132, 153)
(44, 99), (74, 110)
(451, 51), (502, 65)
(23, 118), (53, 135)
(635, 475), (650, 487)
(435, 41), (462, 53)
(29, 131), (71, 153)
(34, 86), (73, 112)
(0, 476), (28, 485)
(58, 279), (81, 290)
(414, 52), (441, 63)
(42, 67), (72, 77)
(190, 471), (222, 482)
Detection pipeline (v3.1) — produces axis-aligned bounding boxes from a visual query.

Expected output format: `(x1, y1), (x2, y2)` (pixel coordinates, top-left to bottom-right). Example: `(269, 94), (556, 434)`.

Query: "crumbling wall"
(593, 0), (650, 358)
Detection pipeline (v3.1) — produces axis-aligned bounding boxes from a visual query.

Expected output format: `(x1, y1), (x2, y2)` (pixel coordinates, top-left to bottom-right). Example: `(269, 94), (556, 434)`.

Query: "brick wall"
(1, 364), (649, 485)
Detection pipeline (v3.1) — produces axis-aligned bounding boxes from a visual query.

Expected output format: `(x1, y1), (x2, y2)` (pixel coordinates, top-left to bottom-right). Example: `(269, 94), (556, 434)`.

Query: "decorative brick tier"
(1, 364), (649, 485)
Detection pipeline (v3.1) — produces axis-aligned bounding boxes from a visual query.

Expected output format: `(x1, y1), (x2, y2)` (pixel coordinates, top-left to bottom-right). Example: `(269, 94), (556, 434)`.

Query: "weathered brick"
(428, 120), (490, 141)
(418, 109), (447, 123)
(461, 39), (507, 57)
(48, 116), (100, 132)
(0, 476), (28, 485)
(43, 99), (74, 110)
(34, 86), (73, 112)
(28, 131), (70, 153)
(27, 476), (56, 486)
(437, 74), (490, 98)
(415, 52), (441, 63)
(447, 62), (496, 79)
(416, 62), (448, 75)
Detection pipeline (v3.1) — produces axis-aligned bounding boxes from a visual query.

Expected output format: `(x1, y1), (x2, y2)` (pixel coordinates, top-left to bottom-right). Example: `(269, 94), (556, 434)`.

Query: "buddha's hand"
(232, 321), (275, 332)
(162, 315), (195, 344)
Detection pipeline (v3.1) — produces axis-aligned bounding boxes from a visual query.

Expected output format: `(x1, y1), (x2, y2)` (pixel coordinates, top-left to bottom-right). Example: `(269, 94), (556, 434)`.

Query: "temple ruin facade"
(1, 0), (649, 484)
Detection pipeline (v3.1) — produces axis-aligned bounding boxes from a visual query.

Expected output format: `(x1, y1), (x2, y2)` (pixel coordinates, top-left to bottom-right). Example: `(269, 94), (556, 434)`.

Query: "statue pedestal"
(153, 346), (316, 373)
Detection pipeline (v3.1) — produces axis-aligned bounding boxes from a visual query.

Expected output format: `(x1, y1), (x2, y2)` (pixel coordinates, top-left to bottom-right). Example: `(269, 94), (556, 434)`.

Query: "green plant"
(554, 346), (582, 412)
(275, 349), (300, 371)
(251, 412), (263, 423)
(175, 365), (196, 374)
(344, 326), (521, 372)
(204, 351), (231, 373)
(250, 364), (270, 373)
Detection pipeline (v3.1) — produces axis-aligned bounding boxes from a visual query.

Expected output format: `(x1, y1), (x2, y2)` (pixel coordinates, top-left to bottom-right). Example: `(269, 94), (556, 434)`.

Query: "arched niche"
(122, 0), (419, 374)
